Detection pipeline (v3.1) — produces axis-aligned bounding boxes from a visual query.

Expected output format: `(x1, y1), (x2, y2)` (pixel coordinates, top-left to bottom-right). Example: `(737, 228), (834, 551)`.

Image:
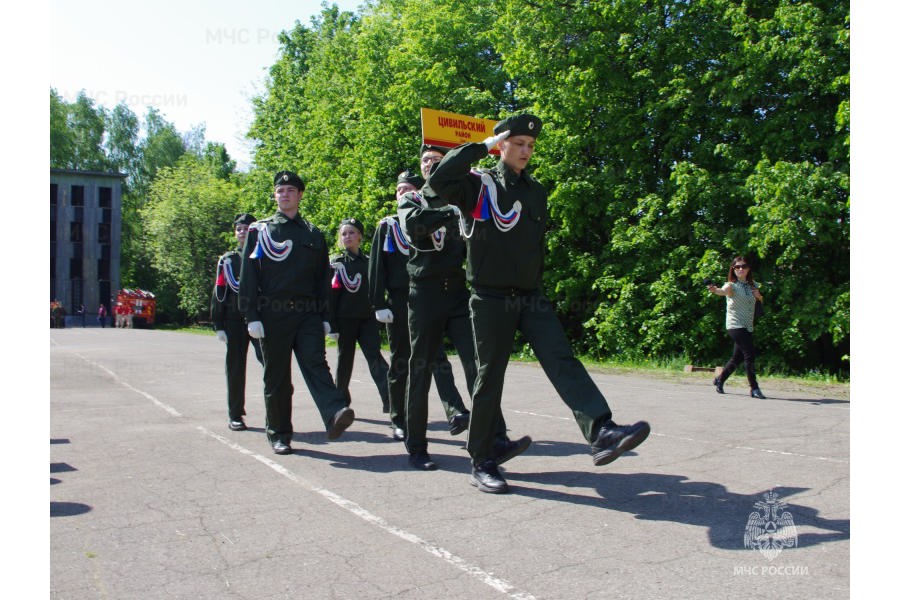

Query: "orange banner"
(421, 108), (500, 155)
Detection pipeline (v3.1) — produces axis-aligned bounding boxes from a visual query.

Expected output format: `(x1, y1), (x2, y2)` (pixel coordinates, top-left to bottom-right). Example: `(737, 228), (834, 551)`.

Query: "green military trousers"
(335, 316), (390, 409)
(467, 289), (613, 464)
(385, 289), (467, 432)
(259, 308), (348, 446)
(223, 318), (263, 421)
(405, 281), (512, 455)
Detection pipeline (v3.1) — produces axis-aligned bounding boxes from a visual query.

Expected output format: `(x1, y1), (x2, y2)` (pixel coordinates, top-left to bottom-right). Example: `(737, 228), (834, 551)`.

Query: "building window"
(98, 223), (111, 244)
(71, 185), (85, 206)
(51, 184), (58, 206)
(99, 187), (112, 208)
(70, 222), (83, 243)
(98, 259), (110, 280)
(70, 258), (83, 278)
(99, 281), (111, 309)
(70, 278), (83, 310)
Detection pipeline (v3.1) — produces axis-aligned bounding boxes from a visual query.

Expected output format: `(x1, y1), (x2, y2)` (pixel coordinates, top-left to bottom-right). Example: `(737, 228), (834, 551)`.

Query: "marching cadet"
(239, 171), (355, 455)
(211, 213), (264, 432)
(426, 114), (651, 493)
(369, 170), (472, 441)
(329, 217), (390, 412)
(397, 146), (530, 471)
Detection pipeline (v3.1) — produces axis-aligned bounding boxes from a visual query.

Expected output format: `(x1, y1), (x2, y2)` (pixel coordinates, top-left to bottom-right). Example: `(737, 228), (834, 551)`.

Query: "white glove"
(323, 321), (332, 334)
(375, 309), (394, 324)
(215, 330), (228, 343)
(482, 130), (510, 151)
(247, 321), (265, 339)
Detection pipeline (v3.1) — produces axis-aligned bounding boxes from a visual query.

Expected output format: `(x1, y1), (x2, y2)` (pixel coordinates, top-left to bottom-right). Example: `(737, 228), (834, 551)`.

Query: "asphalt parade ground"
(49, 328), (850, 599)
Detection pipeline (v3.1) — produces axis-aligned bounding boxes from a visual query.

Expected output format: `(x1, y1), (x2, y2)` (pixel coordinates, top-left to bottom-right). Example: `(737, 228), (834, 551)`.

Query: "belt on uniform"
(472, 286), (536, 298)
(410, 277), (466, 292)
(261, 296), (319, 312)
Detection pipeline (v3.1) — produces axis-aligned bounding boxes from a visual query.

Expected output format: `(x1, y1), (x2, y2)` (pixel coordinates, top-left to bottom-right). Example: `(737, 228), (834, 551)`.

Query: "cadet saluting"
(239, 171), (354, 455)
(427, 114), (651, 493)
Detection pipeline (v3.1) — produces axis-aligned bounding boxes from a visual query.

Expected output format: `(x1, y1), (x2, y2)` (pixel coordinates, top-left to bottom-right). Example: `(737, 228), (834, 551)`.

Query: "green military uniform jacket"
(239, 211), (330, 321)
(368, 216), (412, 310)
(329, 249), (375, 322)
(425, 142), (548, 292)
(211, 248), (246, 329)
(396, 189), (467, 284)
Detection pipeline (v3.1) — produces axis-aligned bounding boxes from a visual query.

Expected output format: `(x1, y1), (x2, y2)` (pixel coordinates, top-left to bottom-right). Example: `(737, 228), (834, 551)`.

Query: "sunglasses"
(733, 264), (748, 270)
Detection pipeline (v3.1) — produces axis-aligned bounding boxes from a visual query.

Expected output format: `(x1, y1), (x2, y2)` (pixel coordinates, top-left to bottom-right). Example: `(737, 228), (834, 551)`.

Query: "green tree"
(491, 0), (848, 373)
(68, 91), (108, 170)
(248, 0), (514, 250)
(141, 155), (242, 319)
(131, 107), (187, 199)
(50, 89), (74, 168)
(104, 103), (140, 179)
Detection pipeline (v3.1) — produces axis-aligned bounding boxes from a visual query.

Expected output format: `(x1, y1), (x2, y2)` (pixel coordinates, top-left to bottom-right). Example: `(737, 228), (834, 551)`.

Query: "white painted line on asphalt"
(649, 431), (848, 464)
(79, 351), (537, 600)
(75, 352), (183, 417)
(198, 424), (537, 600)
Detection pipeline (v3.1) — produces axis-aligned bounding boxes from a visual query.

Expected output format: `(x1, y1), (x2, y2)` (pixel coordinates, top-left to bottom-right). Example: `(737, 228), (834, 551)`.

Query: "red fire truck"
(115, 289), (157, 327)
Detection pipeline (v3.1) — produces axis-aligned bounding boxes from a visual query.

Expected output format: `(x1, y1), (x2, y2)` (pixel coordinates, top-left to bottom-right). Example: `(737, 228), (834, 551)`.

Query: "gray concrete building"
(51, 169), (125, 320)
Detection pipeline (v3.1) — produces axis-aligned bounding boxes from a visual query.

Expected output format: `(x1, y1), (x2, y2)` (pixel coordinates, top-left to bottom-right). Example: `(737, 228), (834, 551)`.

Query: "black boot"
(713, 377), (724, 394)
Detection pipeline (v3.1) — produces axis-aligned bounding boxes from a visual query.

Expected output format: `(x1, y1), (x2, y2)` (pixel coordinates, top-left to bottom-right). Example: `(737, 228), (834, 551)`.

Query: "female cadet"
(329, 218), (391, 411)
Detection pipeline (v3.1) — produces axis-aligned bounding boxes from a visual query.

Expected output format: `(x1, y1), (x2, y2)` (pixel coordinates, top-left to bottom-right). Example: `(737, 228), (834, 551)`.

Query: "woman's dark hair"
(727, 255), (756, 285)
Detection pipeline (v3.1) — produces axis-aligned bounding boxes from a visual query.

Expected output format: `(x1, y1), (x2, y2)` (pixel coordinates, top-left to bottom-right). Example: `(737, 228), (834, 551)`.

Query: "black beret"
(396, 169), (425, 189)
(420, 144), (451, 157)
(273, 170), (305, 190)
(233, 213), (257, 226)
(340, 217), (364, 236)
(493, 113), (542, 139)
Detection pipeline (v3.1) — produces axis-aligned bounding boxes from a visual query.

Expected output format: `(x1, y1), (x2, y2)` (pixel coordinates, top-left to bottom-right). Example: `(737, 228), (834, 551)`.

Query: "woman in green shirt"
(707, 256), (766, 399)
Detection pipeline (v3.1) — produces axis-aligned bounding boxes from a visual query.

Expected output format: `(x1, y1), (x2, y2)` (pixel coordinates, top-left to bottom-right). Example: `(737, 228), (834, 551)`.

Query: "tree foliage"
(243, 0), (848, 375)
(51, 0), (850, 375)
(141, 155), (244, 318)
(50, 89), (240, 321)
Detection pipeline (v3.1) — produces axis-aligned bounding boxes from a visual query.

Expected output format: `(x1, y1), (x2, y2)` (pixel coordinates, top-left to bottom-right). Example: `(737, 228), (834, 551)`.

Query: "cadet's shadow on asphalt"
(506, 471), (849, 551)
(719, 393), (849, 406)
(50, 438), (93, 517)
(289, 417), (470, 473)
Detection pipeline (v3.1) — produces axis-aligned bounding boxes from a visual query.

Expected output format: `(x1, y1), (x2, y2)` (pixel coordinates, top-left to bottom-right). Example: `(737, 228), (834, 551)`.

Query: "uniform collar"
(496, 161), (530, 187)
(272, 210), (305, 224)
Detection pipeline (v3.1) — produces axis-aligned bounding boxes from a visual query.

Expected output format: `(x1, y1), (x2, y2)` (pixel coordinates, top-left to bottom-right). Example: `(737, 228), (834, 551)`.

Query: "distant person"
(97, 303), (108, 328)
(53, 301), (67, 329)
(78, 304), (87, 327)
(707, 256), (766, 398)
(211, 213), (265, 432)
(427, 113), (651, 493)
(239, 170), (354, 455)
(328, 217), (390, 412)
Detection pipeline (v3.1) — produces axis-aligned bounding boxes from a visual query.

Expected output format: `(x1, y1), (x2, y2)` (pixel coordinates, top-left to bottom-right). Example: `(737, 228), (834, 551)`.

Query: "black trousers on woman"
(720, 327), (759, 390)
